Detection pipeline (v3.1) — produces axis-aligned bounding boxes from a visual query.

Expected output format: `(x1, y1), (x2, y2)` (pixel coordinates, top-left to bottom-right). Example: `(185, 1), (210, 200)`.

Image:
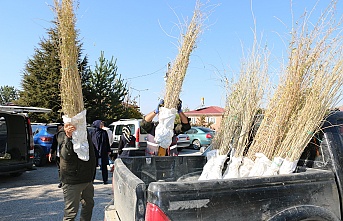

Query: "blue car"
(184, 127), (215, 150)
(31, 124), (59, 166)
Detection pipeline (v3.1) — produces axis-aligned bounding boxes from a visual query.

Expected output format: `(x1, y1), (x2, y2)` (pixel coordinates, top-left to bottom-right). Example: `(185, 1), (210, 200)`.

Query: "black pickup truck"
(105, 111), (343, 221)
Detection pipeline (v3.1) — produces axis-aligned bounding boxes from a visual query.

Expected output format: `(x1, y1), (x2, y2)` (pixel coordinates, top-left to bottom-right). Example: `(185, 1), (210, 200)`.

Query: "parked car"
(184, 126), (215, 150)
(0, 109), (34, 176)
(176, 133), (190, 152)
(109, 119), (148, 156)
(31, 123), (59, 166)
(0, 105), (51, 176)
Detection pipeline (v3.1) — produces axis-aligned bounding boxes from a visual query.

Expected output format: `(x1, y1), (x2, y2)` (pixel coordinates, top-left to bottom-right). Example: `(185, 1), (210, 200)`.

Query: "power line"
(124, 65), (167, 80)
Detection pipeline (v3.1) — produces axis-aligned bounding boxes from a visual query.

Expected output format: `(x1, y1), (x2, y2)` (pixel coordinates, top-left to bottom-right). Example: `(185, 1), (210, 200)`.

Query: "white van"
(109, 119), (148, 154)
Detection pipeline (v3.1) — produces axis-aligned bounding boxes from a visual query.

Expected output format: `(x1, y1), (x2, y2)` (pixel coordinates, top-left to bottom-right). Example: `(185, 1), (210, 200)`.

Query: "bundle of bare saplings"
(200, 1), (343, 180)
(55, 0), (89, 161)
(154, 0), (210, 150)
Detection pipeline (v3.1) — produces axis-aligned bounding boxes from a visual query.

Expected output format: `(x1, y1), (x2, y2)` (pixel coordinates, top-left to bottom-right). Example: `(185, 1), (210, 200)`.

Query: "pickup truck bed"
(107, 111), (343, 221)
(110, 156), (340, 221)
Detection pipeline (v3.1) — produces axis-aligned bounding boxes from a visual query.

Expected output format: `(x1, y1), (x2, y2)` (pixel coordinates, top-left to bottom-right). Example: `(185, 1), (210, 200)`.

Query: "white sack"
(264, 157), (284, 176)
(62, 109), (89, 161)
(223, 156), (242, 179)
(154, 107), (177, 149)
(239, 157), (254, 177)
(248, 153), (271, 177)
(199, 152), (227, 180)
(279, 158), (298, 174)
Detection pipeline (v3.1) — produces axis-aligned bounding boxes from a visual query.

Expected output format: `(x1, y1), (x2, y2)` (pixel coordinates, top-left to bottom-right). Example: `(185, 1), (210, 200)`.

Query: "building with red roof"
(183, 106), (225, 131)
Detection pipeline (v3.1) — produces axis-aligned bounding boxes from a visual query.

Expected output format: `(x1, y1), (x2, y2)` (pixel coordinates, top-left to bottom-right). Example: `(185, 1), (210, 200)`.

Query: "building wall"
(188, 115), (222, 131)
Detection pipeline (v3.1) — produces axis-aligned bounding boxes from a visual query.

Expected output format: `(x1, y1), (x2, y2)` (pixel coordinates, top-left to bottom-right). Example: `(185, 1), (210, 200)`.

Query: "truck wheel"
(192, 140), (201, 150)
(268, 205), (340, 221)
(34, 147), (47, 167)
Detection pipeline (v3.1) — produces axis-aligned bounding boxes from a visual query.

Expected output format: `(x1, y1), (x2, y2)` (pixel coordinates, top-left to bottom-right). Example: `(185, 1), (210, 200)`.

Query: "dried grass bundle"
(54, 0), (84, 117)
(247, 0), (343, 161)
(164, 0), (206, 109)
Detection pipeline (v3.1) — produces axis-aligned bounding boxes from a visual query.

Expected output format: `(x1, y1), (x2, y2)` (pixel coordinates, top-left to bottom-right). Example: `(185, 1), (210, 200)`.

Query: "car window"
(31, 125), (41, 135)
(186, 128), (196, 134)
(0, 117), (7, 154)
(140, 125), (147, 134)
(115, 124), (135, 135)
(199, 127), (213, 133)
(46, 126), (58, 135)
(108, 125), (114, 132)
(0, 117), (6, 135)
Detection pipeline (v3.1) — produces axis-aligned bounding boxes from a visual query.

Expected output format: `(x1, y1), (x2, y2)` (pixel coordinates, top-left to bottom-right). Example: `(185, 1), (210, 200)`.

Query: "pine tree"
(85, 51), (129, 124)
(18, 24), (88, 123)
(0, 86), (19, 105)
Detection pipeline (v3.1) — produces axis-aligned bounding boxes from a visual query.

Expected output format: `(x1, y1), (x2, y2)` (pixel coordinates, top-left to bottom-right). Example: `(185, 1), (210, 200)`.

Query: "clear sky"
(1, 0), (342, 116)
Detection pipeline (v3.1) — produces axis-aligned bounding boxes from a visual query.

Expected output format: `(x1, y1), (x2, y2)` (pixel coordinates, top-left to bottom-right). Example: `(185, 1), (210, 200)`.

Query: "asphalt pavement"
(0, 148), (201, 221)
(0, 163), (113, 221)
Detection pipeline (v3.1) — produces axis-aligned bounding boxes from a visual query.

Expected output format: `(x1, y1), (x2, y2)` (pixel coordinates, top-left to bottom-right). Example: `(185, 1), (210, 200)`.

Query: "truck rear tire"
(268, 205), (340, 221)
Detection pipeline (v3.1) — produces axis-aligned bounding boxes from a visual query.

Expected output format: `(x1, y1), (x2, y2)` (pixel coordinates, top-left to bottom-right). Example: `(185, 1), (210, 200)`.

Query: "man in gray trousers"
(57, 123), (96, 221)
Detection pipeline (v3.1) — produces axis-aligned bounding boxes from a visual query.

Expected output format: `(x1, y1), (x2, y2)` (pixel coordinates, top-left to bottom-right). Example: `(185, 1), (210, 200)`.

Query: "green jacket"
(57, 129), (96, 184)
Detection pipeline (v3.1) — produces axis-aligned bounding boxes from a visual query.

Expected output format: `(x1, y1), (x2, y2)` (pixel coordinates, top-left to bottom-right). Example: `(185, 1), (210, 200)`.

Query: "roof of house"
(184, 106), (225, 116)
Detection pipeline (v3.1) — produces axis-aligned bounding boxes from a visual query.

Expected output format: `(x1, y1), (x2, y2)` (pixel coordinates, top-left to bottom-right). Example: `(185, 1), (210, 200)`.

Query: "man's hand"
(177, 99), (182, 113)
(155, 99), (164, 114)
(64, 123), (76, 138)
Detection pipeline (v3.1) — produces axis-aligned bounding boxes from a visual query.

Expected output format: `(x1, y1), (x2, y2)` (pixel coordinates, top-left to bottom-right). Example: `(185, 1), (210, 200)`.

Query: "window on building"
(190, 117), (196, 124)
(207, 117), (216, 124)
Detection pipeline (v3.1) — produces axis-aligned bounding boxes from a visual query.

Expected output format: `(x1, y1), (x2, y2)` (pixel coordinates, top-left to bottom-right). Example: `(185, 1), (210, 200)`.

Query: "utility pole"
(130, 87), (148, 108)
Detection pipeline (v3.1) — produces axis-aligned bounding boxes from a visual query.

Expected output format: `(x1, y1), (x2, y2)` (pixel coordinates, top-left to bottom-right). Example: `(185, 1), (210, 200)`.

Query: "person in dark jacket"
(49, 123), (63, 188)
(141, 99), (191, 156)
(57, 123), (96, 221)
(91, 120), (111, 184)
(118, 125), (136, 157)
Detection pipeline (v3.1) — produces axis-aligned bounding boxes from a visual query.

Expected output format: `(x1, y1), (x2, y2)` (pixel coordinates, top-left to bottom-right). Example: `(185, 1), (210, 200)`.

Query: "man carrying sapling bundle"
(141, 99), (190, 156)
(57, 123), (96, 221)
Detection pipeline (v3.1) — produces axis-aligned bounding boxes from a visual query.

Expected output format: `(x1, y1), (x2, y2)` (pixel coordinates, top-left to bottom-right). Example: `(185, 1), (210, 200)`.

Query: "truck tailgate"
(112, 159), (146, 221)
(148, 168), (341, 221)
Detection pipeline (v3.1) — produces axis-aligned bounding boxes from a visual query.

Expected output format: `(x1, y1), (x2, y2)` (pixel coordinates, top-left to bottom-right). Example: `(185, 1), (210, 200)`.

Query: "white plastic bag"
(264, 157), (284, 176)
(239, 157), (254, 177)
(279, 158), (298, 174)
(62, 109), (89, 161)
(223, 156), (242, 179)
(199, 152), (227, 180)
(154, 107), (177, 149)
(248, 153), (271, 177)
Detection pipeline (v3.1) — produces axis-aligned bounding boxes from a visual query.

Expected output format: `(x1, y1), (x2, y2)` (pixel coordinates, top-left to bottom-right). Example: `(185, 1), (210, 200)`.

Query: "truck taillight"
(136, 128), (140, 142)
(206, 133), (212, 139)
(145, 203), (170, 221)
